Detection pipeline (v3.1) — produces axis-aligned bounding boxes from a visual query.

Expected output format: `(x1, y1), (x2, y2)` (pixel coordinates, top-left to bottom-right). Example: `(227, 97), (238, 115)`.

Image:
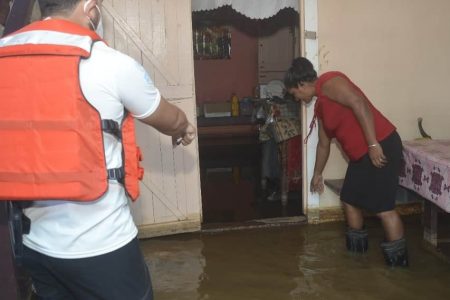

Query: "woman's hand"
(368, 143), (387, 168)
(310, 174), (324, 194)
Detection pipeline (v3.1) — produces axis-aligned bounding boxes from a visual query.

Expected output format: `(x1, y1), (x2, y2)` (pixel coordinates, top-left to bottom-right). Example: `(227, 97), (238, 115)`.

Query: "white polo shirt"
(23, 41), (161, 259)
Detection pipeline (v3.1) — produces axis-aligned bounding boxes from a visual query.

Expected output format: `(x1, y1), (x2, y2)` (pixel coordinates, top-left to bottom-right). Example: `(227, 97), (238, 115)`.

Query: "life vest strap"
(101, 119), (121, 138)
(107, 167), (124, 183)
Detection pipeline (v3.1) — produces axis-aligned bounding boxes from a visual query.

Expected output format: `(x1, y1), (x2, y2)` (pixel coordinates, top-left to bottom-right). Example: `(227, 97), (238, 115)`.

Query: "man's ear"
(83, 0), (97, 16)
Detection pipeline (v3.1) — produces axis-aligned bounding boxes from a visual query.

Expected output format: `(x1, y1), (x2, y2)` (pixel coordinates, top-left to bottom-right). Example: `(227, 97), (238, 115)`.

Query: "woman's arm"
(311, 120), (331, 193)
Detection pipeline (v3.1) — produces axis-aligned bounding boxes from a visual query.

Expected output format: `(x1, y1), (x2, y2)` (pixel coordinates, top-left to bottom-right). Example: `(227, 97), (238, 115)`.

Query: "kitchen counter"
(197, 116), (260, 170)
(197, 115), (254, 126)
(197, 116), (259, 140)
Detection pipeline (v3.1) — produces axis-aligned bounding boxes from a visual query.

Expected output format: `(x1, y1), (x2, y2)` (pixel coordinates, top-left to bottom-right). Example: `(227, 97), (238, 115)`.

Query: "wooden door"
(103, 0), (202, 238)
(258, 25), (296, 83)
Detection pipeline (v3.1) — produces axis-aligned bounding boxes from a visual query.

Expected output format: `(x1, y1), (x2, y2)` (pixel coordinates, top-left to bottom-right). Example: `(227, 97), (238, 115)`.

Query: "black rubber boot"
(345, 227), (368, 253)
(380, 238), (409, 267)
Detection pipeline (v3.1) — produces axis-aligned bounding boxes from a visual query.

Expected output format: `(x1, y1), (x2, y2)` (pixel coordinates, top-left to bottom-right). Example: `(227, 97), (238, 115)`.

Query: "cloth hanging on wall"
(192, 0), (299, 20)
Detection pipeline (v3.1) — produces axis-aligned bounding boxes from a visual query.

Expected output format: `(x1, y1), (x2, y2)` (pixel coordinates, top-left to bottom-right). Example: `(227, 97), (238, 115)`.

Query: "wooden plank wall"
(102, 0), (201, 234)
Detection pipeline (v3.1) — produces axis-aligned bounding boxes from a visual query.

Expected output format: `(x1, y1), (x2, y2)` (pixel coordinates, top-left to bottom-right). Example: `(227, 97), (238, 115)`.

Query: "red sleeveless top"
(314, 71), (395, 161)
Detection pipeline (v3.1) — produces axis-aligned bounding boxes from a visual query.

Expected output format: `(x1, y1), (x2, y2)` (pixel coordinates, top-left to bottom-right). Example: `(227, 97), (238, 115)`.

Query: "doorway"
(192, 5), (304, 226)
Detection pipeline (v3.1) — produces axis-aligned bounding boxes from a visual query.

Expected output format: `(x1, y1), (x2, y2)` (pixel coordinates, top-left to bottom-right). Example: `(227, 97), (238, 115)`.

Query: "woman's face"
(288, 83), (315, 104)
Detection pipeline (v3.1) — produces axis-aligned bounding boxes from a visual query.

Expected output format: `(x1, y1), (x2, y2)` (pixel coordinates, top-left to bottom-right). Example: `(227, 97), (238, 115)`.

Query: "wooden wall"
(103, 0), (202, 237)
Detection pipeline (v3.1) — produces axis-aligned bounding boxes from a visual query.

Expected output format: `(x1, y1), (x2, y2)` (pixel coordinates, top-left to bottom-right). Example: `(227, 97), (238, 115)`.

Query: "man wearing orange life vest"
(0, 0), (196, 299)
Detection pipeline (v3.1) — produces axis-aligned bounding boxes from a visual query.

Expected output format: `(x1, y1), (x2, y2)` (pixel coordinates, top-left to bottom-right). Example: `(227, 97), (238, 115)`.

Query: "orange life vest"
(0, 19), (144, 202)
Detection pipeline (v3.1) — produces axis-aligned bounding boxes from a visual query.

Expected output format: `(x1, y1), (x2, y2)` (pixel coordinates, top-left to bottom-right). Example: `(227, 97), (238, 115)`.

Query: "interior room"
(3, 1), (450, 299)
(192, 3), (304, 225)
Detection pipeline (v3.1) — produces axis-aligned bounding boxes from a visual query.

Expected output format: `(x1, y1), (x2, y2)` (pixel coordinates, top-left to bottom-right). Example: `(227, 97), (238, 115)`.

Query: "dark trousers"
(23, 237), (153, 300)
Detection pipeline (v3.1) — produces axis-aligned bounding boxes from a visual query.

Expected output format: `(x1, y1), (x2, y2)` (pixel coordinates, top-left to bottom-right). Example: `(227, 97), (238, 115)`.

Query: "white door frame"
(300, 0), (320, 221)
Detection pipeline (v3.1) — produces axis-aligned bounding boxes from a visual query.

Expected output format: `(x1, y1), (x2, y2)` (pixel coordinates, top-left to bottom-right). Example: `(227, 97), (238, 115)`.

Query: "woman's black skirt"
(340, 131), (403, 213)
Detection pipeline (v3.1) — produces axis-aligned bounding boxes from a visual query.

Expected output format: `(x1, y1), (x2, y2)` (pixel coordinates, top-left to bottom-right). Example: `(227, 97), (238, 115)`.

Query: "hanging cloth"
(192, 0), (299, 20)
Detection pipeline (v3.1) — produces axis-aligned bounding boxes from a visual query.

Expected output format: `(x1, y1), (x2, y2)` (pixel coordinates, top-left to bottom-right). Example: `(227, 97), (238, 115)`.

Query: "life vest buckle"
(102, 119), (121, 138)
(107, 167), (125, 183)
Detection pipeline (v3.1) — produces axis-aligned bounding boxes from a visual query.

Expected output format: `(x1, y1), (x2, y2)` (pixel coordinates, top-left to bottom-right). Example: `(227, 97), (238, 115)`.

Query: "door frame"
(300, 0), (319, 222)
(193, 1), (310, 224)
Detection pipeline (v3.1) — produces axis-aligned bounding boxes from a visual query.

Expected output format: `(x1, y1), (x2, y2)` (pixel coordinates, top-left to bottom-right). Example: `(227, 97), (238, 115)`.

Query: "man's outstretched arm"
(140, 97), (196, 145)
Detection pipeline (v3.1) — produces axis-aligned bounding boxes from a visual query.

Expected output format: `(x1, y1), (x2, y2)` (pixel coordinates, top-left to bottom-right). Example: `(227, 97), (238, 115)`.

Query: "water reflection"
(140, 238), (205, 300)
(198, 229), (304, 300)
(141, 216), (450, 300)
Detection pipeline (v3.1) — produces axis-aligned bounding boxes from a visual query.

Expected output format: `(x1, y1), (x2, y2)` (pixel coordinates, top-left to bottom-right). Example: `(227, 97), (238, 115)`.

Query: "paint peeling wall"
(317, 0), (450, 208)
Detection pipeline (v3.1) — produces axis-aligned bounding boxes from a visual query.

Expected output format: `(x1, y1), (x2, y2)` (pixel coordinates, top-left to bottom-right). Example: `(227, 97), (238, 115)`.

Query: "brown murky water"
(140, 215), (450, 300)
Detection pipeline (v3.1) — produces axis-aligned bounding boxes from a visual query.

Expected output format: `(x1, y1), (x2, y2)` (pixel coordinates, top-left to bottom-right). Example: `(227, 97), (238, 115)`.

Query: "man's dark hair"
(38, 0), (81, 17)
(284, 57), (318, 89)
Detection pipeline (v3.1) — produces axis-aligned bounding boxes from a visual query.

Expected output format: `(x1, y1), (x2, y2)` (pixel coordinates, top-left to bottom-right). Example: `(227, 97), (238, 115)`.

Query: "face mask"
(84, 0), (104, 38)
(95, 10), (104, 38)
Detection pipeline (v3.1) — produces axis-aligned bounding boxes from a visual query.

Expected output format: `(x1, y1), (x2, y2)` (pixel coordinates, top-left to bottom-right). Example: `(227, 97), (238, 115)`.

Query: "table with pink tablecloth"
(399, 139), (450, 212)
(399, 139), (450, 247)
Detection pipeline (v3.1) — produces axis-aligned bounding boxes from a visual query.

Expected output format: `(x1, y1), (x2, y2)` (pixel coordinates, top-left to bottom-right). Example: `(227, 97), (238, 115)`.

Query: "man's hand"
(310, 174), (324, 194)
(174, 123), (196, 146)
(368, 144), (387, 168)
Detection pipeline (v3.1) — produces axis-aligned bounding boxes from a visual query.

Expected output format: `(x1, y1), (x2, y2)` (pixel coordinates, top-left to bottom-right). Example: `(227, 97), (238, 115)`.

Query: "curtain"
(192, 0), (299, 19)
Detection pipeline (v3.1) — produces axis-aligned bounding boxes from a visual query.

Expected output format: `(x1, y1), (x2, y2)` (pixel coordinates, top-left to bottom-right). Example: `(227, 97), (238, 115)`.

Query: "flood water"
(140, 215), (450, 300)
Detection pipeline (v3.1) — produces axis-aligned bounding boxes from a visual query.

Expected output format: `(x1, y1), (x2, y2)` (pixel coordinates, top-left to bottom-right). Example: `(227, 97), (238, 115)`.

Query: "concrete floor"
(141, 215), (450, 300)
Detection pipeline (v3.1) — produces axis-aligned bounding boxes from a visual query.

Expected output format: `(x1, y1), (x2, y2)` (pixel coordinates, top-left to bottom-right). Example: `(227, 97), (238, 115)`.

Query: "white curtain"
(192, 0), (299, 19)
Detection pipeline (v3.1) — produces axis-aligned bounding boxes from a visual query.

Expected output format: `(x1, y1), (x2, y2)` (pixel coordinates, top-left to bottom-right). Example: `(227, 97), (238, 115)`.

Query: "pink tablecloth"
(399, 139), (450, 212)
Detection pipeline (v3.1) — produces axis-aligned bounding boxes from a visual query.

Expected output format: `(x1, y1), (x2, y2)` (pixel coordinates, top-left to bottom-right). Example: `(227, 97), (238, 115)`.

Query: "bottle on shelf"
(231, 93), (239, 117)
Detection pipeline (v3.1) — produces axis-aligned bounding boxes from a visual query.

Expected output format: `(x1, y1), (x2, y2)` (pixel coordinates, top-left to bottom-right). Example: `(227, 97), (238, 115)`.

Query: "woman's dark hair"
(38, 0), (81, 17)
(284, 57), (317, 89)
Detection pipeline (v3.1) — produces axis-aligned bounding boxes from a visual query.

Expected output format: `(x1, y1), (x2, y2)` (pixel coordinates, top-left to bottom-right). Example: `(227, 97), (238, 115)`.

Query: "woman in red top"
(284, 57), (408, 267)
